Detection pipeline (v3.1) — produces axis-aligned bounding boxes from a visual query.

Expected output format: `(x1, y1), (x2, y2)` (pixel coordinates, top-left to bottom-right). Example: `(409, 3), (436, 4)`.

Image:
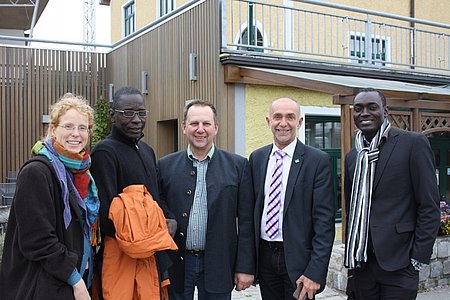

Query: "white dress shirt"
(260, 139), (297, 242)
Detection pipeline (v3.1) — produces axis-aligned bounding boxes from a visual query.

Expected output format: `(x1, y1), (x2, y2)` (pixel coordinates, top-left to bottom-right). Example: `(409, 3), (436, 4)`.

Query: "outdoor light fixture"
(41, 115), (50, 124)
(189, 53), (197, 81)
(108, 83), (114, 102)
(141, 71), (149, 95)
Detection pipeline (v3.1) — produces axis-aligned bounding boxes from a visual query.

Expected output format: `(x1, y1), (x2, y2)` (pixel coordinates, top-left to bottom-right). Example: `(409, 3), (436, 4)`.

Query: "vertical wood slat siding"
(0, 46), (107, 182)
(107, 0), (232, 157)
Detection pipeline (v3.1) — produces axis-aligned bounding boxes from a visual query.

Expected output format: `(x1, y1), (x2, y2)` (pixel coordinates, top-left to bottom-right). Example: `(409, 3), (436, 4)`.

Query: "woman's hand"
(73, 279), (91, 300)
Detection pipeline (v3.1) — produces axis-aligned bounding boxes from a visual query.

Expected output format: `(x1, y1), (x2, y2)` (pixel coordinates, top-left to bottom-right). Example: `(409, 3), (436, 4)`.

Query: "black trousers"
(353, 252), (419, 300)
(258, 239), (296, 300)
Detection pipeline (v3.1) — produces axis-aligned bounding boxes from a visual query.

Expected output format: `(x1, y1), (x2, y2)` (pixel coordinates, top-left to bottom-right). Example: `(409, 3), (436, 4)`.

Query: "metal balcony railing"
(221, 0), (450, 75)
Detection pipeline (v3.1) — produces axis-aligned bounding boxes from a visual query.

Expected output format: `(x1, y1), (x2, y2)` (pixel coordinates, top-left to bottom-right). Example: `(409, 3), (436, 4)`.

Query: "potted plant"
(439, 201), (450, 236)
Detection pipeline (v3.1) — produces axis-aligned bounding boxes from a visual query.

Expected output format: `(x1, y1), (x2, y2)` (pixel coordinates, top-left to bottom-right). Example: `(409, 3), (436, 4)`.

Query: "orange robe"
(102, 185), (178, 300)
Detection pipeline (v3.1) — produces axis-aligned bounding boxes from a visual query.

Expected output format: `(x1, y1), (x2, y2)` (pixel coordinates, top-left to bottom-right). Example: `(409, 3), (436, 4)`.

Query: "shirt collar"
(271, 138), (297, 158)
(187, 144), (215, 162)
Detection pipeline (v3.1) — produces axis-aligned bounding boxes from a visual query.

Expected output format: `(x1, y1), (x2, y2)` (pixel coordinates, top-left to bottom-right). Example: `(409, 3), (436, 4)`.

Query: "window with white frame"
(159, 0), (174, 17)
(124, 1), (135, 37)
(349, 33), (389, 66)
(238, 26), (264, 52)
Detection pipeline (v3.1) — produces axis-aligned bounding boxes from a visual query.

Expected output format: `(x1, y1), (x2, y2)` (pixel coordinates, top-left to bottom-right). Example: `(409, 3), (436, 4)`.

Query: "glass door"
(429, 133), (450, 201)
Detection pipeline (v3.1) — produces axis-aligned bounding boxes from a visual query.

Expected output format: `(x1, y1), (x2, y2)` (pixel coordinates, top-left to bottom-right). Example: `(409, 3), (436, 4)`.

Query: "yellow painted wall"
(136, 0), (156, 32)
(111, 0), (193, 43)
(111, 1), (450, 59)
(324, 0), (410, 16)
(111, 0), (156, 43)
(110, 0), (126, 43)
(415, 1), (449, 23)
(245, 84), (334, 156)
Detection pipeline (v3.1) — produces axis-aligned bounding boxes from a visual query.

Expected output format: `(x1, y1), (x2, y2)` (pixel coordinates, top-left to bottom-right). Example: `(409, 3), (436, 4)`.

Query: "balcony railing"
(221, 0), (450, 76)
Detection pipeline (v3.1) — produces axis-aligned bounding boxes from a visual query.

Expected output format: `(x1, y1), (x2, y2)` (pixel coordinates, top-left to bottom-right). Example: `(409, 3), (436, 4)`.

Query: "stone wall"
(0, 206), (9, 267)
(327, 236), (450, 292)
(0, 230), (4, 266)
(327, 242), (348, 291)
(419, 235), (450, 289)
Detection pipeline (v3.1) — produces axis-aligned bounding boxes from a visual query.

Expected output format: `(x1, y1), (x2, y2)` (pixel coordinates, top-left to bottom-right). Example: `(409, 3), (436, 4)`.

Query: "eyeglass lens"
(59, 124), (89, 132)
(116, 110), (148, 118)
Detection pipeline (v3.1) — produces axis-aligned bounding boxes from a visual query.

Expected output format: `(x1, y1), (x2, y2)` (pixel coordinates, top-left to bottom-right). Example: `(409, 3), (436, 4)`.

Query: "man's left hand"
(166, 219), (177, 237)
(234, 273), (254, 291)
(295, 275), (320, 300)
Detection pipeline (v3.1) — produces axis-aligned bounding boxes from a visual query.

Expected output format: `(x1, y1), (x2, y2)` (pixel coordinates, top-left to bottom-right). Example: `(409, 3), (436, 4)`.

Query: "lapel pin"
(294, 159), (300, 164)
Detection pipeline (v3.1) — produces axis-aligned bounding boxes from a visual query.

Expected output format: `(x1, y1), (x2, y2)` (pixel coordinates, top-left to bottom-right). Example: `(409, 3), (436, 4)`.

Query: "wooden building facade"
(0, 46), (107, 181)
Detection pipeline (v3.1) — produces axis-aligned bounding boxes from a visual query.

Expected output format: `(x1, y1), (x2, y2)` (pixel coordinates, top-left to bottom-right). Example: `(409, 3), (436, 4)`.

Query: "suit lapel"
(256, 146), (272, 213)
(373, 129), (399, 190)
(284, 140), (304, 215)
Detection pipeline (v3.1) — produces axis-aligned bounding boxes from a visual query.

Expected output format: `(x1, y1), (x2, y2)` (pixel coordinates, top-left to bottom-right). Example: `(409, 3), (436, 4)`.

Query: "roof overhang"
(0, 0), (49, 30)
(224, 65), (450, 111)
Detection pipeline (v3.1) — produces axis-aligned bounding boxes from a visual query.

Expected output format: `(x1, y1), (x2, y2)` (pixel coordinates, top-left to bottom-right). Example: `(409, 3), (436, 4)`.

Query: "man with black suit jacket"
(250, 97), (335, 300)
(344, 88), (440, 299)
(158, 99), (255, 300)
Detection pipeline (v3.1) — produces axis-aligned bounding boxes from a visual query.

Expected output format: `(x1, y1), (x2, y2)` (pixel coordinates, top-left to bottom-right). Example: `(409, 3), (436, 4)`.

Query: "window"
(159, 0), (174, 17)
(124, 1), (135, 37)
(305, 116), (341, 149)
(304, 115), (342, 221)
(349, 34), (388, 66)
(238, 26), (264, 52)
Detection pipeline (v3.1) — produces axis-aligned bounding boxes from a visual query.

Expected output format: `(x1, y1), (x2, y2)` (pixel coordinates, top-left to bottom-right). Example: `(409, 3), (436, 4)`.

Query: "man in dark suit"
(158, 99), (255, 300)
(250, 97), (335, 300)
(344, 88), (440, 299)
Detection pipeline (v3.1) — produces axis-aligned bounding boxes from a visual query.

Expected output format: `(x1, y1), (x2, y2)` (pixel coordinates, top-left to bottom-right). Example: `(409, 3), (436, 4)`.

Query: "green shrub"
(91, 97), (111, 146)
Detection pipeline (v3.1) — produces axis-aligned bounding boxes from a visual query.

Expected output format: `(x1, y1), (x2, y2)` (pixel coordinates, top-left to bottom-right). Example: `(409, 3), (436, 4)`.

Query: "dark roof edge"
(219, 54), (450, 86)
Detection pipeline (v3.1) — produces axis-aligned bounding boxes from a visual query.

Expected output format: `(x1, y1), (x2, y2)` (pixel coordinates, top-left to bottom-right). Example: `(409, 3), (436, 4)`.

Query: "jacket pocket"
(396, 222), (415, 233)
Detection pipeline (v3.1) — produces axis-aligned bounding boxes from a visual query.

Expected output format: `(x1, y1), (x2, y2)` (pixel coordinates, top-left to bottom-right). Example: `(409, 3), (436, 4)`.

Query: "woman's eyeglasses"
(58, 124), (89, 133)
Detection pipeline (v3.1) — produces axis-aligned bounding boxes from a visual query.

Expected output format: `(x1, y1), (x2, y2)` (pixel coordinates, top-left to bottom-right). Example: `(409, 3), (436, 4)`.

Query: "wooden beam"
(388, 99), (450, 110)
(412, 108), (420, 132)
(333, 94), (354, 104)
(334, 94), (450, 110)
(240, 68), (356, 95)
(340, 103), (352, 242)
(224, 65), (285, 86)
(382, 90), (450, 102)
(225, 66), (357, 94)
(224, 65), (242, 82)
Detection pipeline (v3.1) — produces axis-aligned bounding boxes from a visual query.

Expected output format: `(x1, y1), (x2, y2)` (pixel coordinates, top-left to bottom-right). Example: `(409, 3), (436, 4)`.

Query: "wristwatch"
(410, 258), (424, 271)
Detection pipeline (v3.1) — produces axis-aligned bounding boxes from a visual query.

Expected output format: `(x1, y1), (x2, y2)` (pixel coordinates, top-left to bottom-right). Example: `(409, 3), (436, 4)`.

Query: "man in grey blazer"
(250, 97), (335, 300)
(158, 100), (255, 300)
(344, 88), (440, 299)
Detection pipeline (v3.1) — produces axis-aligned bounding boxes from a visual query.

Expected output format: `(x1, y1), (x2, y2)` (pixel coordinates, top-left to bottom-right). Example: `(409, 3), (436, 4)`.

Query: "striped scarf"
(32, 139), (100, 245)
(345, 119), (391, 269)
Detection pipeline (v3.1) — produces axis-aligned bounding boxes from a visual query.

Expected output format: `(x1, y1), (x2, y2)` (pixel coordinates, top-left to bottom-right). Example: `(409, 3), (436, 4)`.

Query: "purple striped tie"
(265, 150), (286, 239)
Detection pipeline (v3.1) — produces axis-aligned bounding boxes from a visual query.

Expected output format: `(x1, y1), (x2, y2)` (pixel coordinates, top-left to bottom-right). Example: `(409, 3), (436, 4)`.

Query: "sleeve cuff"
(67, 268), (82, 286)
